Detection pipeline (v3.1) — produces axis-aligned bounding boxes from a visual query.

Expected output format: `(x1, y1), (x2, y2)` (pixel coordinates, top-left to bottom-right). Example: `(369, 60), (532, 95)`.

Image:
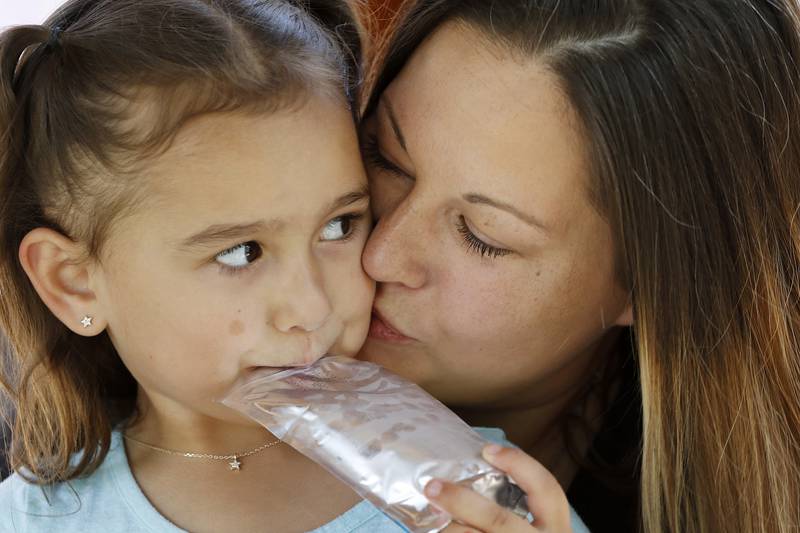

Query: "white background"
(1, 0), (66, 28)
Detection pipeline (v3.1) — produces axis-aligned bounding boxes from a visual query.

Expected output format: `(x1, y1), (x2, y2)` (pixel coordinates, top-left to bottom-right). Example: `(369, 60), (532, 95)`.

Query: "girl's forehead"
(113, 103), (366, 243)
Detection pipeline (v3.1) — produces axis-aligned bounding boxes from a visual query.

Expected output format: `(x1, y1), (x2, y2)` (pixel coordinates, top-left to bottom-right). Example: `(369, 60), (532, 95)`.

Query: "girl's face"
(92, 96), (374, 424)
(358, 23), (631, 408)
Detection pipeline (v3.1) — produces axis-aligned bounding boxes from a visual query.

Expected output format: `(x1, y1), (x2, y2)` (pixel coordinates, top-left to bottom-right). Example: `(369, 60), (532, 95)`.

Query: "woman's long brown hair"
(0, 0), (361, 485)
(364, 1), (800, 531)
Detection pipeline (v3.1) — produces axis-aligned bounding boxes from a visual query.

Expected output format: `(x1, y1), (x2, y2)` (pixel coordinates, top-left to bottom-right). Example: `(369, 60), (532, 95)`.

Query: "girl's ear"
(18, 228), (106, 336)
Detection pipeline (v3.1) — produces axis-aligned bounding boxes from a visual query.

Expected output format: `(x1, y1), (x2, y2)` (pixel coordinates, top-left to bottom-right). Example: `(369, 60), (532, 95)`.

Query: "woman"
(357, 1), (800, 531)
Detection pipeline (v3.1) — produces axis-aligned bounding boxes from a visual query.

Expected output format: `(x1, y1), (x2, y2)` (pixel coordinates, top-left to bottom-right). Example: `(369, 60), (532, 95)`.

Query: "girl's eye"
(215, 241), (263, 270)
(456, 216), (513, 259)
(320, 215), (360, 241)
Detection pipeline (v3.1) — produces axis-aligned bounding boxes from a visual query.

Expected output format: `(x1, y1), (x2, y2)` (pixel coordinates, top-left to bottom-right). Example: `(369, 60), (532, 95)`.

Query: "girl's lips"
(368, 310), (414, 343)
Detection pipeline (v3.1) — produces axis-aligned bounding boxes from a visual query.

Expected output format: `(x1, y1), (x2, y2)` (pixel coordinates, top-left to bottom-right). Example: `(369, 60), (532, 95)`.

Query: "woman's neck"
(454, 329), (626, 489)
(455, 393), (586, 487)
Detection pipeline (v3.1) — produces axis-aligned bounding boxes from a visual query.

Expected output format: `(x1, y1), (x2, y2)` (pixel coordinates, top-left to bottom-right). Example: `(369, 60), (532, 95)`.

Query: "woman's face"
(358, 22), (632, 409)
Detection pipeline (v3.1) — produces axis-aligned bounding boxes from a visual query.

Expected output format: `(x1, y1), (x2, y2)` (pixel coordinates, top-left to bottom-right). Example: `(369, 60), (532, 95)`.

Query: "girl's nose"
(272, 262), (333, 333)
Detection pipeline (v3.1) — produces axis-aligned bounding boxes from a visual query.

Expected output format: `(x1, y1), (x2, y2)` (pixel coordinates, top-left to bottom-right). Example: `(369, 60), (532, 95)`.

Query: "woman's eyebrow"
(377, 99), (548, 234)
(464, 193), (550, 234)
(380, 98), (408, 152)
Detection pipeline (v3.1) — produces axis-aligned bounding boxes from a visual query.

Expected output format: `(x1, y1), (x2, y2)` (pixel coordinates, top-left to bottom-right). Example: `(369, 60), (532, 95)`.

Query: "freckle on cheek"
(229, 320), (245, 336)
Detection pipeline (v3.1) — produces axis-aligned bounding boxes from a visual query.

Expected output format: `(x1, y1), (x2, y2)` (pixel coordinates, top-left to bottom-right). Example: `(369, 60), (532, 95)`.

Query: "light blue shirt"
(0, 428), (589, 532)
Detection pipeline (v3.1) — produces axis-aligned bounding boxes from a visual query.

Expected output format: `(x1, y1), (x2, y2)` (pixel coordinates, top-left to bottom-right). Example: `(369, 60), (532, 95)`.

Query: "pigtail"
(0, 25), (132, 484)
(0, 26), (48, 218)
(0, 25), (51, 404)
(0, 27), (46, 470)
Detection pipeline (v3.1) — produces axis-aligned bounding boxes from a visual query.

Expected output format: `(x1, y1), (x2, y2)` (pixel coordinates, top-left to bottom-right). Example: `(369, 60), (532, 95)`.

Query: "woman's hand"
(424, 445), (573, 533)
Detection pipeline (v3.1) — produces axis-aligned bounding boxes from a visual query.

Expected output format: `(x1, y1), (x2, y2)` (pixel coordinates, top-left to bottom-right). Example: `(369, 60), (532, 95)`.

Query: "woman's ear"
(18, 228), (106, 336)
(614, 301), (634, 327)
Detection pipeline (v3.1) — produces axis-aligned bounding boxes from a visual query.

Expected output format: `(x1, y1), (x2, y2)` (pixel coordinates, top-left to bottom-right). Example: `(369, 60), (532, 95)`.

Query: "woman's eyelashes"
(456, 216), (513, 259)
(213, 213), (366, 275)
(362, 134), (412, 179)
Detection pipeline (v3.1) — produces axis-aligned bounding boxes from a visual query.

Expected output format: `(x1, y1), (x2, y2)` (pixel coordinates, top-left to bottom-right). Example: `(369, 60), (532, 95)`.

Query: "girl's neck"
(124, 414), (363, 533)
(125, 391), (275, 455)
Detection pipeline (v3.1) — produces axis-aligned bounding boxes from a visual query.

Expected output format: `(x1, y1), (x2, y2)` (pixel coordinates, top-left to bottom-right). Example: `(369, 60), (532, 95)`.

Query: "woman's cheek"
(439, 266), (540, 342)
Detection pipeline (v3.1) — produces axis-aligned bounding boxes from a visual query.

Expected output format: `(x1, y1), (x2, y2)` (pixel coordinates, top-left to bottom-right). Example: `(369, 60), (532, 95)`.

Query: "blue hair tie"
(47, 26), (63, 50)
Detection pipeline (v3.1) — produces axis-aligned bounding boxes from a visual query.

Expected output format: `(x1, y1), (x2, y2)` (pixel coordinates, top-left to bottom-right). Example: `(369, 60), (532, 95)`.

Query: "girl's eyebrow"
(331, 187), (370, 213)
(177, 187), (370, 250)
(178, 221), (275, 250)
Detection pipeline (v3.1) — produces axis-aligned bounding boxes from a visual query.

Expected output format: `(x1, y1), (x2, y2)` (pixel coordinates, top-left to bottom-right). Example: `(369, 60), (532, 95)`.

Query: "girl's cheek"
(228, 319), (246, 336)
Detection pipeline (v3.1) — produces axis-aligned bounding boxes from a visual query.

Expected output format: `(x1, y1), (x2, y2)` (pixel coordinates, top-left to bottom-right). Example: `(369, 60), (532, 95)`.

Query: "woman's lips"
(368, 309), (414, 343)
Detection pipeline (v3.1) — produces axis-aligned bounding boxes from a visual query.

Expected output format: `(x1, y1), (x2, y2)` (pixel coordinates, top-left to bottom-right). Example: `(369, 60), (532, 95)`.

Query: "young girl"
(0, 1), (591, 531)
(0, 0), (408, 530)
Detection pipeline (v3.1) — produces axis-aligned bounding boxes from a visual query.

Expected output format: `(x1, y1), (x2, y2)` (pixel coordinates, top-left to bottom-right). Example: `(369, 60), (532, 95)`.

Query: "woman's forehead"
(379, 24), (591, 239)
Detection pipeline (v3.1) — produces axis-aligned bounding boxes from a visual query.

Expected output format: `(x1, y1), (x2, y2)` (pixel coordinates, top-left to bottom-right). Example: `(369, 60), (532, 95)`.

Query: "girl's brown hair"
(365, 1), (800, 531)
(0, 0), (362, 484)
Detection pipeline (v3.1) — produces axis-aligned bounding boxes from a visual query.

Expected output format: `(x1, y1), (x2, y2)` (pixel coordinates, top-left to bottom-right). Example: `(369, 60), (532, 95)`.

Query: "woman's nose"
(362, 194), (428, 290)
(272, 262), (333, 333)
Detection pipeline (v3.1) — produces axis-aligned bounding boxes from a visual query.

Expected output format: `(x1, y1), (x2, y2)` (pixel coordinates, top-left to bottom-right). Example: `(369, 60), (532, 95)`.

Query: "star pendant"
(229, 457), (241, 471)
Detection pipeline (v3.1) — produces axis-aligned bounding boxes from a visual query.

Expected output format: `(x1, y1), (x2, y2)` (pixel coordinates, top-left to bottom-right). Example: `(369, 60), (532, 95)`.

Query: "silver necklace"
(123, 433), (282, 472)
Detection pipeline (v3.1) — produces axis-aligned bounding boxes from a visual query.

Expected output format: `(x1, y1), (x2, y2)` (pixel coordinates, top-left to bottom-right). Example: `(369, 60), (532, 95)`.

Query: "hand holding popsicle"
(425, 445), (572, 533)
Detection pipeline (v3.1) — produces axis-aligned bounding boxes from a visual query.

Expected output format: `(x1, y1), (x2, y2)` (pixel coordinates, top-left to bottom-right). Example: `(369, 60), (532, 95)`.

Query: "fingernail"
(426, 480), (443, 498)
(483, 444), (502, 459)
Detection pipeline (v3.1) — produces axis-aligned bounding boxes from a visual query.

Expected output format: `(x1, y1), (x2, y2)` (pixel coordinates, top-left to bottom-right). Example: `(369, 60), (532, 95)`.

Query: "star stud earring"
(80, 315), (93, 328)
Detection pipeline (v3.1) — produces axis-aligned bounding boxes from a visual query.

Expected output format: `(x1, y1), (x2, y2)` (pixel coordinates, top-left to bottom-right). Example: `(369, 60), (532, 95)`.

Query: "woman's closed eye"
(362, 134), (412, 180)
(363, 133), (511, 260)
(456, 216), (513, 259)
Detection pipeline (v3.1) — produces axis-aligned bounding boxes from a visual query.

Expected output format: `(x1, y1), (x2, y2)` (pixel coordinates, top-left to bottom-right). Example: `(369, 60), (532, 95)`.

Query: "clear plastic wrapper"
(221, 356), (529, 533)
